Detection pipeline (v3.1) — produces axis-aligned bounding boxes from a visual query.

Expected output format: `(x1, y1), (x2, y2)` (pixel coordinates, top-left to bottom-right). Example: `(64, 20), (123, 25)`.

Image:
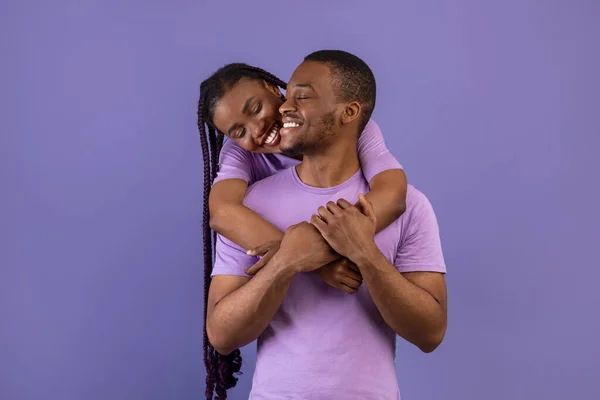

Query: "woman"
(197, 63), (408, 399)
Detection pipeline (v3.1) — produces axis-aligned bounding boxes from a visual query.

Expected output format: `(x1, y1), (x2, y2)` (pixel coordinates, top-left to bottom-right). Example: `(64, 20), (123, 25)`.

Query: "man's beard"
(281, 111), (336, 159)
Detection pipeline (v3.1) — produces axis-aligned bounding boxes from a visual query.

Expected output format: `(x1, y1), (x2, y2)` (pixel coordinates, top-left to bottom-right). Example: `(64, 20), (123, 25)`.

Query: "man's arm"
(207, 222), (338, 355)
(353, 250), (447, 352)
(311, 192), (447, 353)
(206, 262), (295, 356)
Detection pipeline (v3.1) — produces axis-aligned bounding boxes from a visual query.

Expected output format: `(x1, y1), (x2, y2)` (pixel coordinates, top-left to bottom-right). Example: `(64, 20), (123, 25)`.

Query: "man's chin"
(280, 144), (304, 160)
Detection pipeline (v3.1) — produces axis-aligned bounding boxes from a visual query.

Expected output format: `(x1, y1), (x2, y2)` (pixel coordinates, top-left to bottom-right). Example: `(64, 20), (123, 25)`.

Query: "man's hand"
(246, 237), (362, 294)
(248, 222), (339, 275)
(311, 194), (378, 263)
(314, 259), (363, 294)
(244, 240), (281, 276)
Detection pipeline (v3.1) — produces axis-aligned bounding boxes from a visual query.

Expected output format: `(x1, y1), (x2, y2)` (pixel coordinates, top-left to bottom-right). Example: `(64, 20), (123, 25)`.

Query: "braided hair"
(197, 63), (286, 399)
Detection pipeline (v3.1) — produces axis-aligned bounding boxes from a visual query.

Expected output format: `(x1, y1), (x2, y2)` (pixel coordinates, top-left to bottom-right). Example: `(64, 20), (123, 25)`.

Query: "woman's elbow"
(395, 198), (407, 218)
(387, 197), (406, 223)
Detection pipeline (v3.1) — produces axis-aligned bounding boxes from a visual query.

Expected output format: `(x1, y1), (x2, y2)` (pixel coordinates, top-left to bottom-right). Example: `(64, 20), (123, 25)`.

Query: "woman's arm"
(357, 120), (408, 232)
(364, 169), (407, 232)
(208, 139), (285, 250)
(209, 179), (283, 250)
(209, 179), (341, 281)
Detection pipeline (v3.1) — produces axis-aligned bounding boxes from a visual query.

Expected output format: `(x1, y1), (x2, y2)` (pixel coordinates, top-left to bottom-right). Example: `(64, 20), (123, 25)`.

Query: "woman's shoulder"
(218, 139), (299, 183)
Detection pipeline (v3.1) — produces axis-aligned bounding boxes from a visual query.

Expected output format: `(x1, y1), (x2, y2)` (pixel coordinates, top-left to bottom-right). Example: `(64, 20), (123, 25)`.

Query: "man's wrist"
(350, 241), (382, 269)
(265, 253), (300, 279)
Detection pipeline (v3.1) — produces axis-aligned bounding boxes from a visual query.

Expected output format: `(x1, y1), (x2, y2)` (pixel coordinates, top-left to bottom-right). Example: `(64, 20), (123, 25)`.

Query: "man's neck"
(296, 139), (360, 188)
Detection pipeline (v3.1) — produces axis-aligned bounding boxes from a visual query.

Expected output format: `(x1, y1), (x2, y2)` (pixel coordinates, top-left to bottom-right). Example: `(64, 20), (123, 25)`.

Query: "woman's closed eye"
(252, 102), (262, 116)
(234, 128), (246, 139)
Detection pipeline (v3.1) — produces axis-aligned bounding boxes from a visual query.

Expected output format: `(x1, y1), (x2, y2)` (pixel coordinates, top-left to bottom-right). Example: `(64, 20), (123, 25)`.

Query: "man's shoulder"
(403, 185), (437, 221)
(392, 186), (446, 273)
(405, 185), (428, 205)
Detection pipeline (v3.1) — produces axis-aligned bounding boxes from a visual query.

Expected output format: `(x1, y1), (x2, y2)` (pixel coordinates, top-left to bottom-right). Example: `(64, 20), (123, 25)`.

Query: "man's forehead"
(289, 61), (330, 87)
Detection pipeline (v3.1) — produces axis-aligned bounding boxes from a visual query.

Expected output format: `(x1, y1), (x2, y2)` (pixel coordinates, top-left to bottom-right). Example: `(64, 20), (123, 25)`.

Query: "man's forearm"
(207, 259), (296, 355)
(353, 247), (446, 352)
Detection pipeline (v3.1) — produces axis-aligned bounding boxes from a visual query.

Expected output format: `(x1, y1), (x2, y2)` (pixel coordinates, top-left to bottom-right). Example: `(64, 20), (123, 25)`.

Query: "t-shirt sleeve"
(212, 138), (254, 185)
(394, 191), (446, 274)
(211, 233), (259, 277)
(357, 119), (403, 183)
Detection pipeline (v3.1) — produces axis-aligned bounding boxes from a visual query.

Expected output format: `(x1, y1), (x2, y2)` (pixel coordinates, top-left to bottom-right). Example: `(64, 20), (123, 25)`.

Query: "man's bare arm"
(206, 222), (337, 355)
(353, 249), (447, 352)
(206, 261), (295, 355)
(311, 194), (448, 353)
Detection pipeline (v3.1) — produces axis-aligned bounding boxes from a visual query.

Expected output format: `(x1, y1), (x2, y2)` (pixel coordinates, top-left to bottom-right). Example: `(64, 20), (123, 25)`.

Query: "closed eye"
(234, 128), (246, 139)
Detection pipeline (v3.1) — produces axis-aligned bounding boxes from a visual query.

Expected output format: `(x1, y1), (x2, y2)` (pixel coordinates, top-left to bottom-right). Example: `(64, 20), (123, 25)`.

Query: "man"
(207, 50), (448, 399)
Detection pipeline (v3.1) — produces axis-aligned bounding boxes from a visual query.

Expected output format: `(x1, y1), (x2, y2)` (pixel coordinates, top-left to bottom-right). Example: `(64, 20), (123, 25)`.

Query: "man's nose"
(279, 97), (296, 116)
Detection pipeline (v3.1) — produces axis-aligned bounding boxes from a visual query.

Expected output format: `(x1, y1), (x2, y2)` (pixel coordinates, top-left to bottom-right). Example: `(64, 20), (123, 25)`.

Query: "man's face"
(278, 61), (341, 158)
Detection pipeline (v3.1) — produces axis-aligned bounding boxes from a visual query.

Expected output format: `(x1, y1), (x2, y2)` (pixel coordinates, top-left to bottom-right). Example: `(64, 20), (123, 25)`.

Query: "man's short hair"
(304, 50), (376, 133)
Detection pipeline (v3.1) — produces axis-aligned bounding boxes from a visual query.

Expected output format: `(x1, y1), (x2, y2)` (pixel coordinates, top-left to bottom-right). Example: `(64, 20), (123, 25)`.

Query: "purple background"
(1, 1), (598, 399)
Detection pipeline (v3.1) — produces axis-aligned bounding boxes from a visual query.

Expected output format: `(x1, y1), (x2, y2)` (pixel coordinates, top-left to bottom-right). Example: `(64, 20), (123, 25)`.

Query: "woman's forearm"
(363, 169), (407, 232)
(209, 179), (283, 250)
(211, 202), (284, 250)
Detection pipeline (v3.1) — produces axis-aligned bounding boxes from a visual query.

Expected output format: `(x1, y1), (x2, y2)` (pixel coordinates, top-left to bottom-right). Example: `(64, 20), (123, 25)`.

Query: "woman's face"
(212, 79), (284, 154)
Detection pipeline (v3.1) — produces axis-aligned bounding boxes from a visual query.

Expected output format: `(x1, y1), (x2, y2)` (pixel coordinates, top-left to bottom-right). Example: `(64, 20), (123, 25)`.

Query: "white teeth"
(265, 131), (276, 144)
(283, 122), (300, 128)
(264, 125), (279, 145)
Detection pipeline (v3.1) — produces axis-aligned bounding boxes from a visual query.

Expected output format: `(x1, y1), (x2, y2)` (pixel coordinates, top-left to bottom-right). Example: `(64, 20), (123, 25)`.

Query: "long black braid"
(197, 63), (286, 399)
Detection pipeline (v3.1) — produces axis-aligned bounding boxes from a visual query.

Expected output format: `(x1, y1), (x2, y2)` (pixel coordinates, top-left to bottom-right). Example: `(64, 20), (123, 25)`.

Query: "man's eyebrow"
(293, 84), (314, 90)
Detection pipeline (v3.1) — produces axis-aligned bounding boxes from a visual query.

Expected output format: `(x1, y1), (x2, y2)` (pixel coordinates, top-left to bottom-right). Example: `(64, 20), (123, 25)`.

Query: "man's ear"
(341, 101), (362, 125)
(263, 80), (282, 97)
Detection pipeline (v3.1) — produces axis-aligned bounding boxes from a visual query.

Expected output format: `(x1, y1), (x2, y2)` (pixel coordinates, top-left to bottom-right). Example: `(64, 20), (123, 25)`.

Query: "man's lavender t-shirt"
(212, 168), (446, 400)
(213, 119), (402, 186)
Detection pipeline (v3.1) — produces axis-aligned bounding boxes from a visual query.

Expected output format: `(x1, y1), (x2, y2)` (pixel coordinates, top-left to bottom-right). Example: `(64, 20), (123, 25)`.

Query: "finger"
(310, 214), (328, 235)
(244, 253), (271, 276)
(244, 259), (266, 276)
(317, 206), (333, 223)
(326, 201), (342, 214)
(247, 242), (273, 256)
(340, 283), (358, 295)
(347, 262), (360, 273)
(337, 198), (353, 209)
(358, 193), (376, 221)
(341, 276), (362, 290)
(342, 260), (360, 273)
(343, 268), (363, 284)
